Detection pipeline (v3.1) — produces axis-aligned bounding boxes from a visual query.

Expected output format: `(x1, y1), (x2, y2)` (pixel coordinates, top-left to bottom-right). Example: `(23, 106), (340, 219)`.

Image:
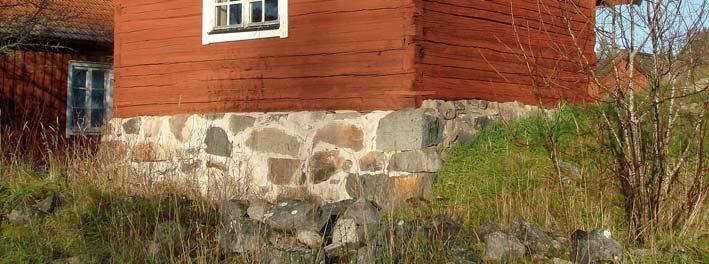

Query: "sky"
(595, 0), (708, 52)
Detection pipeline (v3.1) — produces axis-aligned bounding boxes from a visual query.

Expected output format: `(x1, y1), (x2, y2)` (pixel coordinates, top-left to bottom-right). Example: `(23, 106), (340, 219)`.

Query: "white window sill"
(202, 27), (287, 45)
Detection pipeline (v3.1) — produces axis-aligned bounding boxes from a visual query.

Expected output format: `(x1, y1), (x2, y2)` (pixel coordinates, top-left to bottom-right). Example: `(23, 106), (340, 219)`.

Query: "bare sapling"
(504, 0), (707, 244)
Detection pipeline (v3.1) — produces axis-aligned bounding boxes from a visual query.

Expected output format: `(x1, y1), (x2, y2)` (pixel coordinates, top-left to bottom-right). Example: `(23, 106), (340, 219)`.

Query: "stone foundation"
(105, 100), (537, 208)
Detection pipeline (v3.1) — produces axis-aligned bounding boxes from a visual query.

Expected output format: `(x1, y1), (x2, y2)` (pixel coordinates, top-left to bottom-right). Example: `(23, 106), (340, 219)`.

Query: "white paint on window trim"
(202, 0), (288, 45)
(66, 61), (114, 137)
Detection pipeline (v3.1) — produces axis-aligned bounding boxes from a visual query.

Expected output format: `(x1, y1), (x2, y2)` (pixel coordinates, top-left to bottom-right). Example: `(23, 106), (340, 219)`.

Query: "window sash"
(66, 61), (113, 136)
(213, 0), (278, 30)
(202, 0), (288, 44)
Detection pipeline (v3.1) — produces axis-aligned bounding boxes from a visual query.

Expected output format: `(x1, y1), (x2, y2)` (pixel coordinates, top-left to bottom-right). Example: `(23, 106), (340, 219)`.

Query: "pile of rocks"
(569, 228), (624, 264)
(209, 197), (625, 264)
(5, 194), (61, 225)
(3, 192), (625, 264)
(477, 221), (623, 263)
(211, 198), (482, 263)
(477, 221), (565, 260)
(205, 198), (623, 263)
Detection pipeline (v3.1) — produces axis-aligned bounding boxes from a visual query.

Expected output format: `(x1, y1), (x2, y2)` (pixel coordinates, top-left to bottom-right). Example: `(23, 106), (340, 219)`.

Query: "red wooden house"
(0, 0), (113, 154)
(104, 1), (638, 204)
(590, 50), (652, 98)
(2, 0), (639, 202)
(112, 0), (614, 117)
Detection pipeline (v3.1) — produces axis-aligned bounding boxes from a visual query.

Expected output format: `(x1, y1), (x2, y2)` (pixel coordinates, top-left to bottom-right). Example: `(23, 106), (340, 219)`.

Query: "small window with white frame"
(202, 0), (288, 44)
(66, 61), (113, 136)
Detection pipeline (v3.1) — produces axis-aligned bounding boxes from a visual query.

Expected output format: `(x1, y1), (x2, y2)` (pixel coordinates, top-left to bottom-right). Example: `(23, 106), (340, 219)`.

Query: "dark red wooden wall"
(0, 50), (108, 156)
(114, 0), (598, 117)
(414, 0), (598, 105)
(114, 0), (420, 117)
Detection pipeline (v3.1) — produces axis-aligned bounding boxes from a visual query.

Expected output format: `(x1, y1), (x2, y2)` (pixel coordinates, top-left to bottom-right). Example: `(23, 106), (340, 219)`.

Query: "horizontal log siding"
(0, 50), (108, 158)
(0, 51), (108, 130)
(415, 0), (597, 105)
(114, 0), (419, 117)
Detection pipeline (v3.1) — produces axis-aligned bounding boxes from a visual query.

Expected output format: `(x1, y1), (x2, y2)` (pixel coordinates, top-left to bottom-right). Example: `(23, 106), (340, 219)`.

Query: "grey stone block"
(331, 199), (381, 244)
(309, 150), (344, 184)
(122, 118), (141, 135)
(247, 199), (270, 222)
(204, 126), (232, 157)
(442, 114), (493, 147)
(263, 199), (326, 232)
(376, 109), (442, 151)
(169, 115), (190, 142)
(439, 101), (457, 120)
(35, 195), (59, 213)
(483, 231), (526, 261)
(358, 151), (385, 172)
(228, 115), (255, 135)
(388, 148), (442, 173)
(268, 158), (305, 185)
(247, 128), (302, 156)
(295, 230), (323, 248)
(7, 204), (44, 225)
(570, 228), (623, 264)
(313, 123), (364, 151)
(346, 173), (435, 210)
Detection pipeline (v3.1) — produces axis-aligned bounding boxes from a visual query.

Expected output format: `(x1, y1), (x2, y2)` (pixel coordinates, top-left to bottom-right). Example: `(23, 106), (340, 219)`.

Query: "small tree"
(0, 0), (70, 54)
(506, 0), (707, 244)
(590, 1), (707, 243)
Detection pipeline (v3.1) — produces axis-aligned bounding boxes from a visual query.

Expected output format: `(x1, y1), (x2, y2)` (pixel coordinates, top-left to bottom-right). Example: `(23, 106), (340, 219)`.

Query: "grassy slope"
(0, 163), (223, 263)
(432, 105), (617, 224)
(0, 104), (706, 263)
(429, 104), (708, 263)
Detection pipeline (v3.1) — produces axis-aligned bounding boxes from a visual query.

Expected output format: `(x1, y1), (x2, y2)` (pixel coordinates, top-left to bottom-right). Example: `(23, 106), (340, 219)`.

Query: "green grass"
(431, 105), (623, 228)
(0, 169), (223, 263)
(0, 102), (706, 263)
(426, 103), (707, 263)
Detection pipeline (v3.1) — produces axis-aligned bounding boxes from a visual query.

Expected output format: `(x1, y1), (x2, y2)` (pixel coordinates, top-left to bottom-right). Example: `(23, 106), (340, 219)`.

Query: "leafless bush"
(591, 1), (707, 244)
(0, 0), (72, 53)
(509, 0), (708, 244)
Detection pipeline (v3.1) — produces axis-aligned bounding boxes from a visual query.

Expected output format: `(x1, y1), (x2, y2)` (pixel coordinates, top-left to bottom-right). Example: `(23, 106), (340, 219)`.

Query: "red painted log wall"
(414, 0), (598, 105)
(113, 0), (419, 117)
(113, 0), (597, 117)
(0, 50), (108, 156)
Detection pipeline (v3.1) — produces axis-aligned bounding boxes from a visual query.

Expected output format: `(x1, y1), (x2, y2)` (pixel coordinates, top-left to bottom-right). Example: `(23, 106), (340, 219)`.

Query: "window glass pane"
(92, 70), (105, 89)
(73, 108), (86, 128)
(72, 89), (86, 107)
(91, 109), (105, 128)
(72, 69), (87, 88)
(251, 1), (263, 23)
(91, 89), (105, 109)
(216, 5), (228, 26)
(265, 0), (278, 21)
(229, 3), (242, 25)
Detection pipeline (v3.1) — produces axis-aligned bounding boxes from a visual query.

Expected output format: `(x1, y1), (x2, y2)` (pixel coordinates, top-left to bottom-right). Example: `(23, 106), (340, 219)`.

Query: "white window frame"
(66, 61), (114, 137)
(202, 0), (288, 45)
